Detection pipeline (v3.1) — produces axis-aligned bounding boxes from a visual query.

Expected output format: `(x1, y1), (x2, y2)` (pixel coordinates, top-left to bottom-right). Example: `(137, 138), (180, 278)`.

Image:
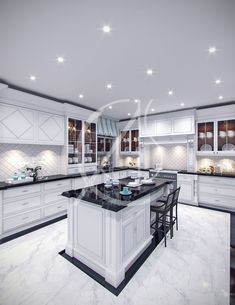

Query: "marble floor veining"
(0, 204), (230, 305)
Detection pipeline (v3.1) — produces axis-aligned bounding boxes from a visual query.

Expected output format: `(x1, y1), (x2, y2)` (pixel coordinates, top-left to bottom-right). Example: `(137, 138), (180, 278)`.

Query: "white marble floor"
(0, 205), (230, 305)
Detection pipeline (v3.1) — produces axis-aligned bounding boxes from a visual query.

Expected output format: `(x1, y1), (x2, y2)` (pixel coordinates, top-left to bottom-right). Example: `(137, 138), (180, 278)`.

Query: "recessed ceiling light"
(78, 94), (84, 99)
(106, 83), (112, 89)
(215, 79), (221, 84)
(146, 69), (153, 75)
(180, 102), (185, 107)
(108, 105), (112, 109)
(168, 90), (173, 95)
(29, 75), (36, 81)
(102, 25), (111, 33)
(208, 46), (216, 54)
(57, 56), (64, 63)
(134, 99), (139, 103)
(127, 113), (131, 116)
(151, 108), (155, 112)
(218, 95), (223, 100)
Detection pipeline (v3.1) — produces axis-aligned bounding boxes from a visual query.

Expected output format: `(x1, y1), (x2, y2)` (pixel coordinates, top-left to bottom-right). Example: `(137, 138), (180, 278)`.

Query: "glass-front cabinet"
(68, 118), (83, 165)
(120, 129), (139, 154)
(84, 122), (97, 163)
(97, 136), (113, 154)
(197, 119), (235, 155)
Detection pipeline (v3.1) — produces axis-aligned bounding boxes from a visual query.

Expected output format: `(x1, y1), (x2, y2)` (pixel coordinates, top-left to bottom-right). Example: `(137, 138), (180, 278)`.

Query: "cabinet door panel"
(173, 117), (193, 134)
(156, 119), (172, 135)
(177, 181), (193, 203)
(140, 120), (156, 137)
(0, 104), (34, 143)
(122, 217), (135, 258)
(136, 210), (145, 244)
(38, 112), (64, 144)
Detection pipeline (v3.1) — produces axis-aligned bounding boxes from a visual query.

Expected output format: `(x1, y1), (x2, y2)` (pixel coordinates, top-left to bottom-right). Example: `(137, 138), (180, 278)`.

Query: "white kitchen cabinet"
(0, 103), (35, 143)
(156, 119), (172, 135)
(0, 103), (65, 145)
(172, 116), (194, 134)
(139, 119), (156, 137)
(198, 175), (235, 211)
(38, 112), (65, 145)
(177, 174), (198, 205)
(122, 215), (135, 259)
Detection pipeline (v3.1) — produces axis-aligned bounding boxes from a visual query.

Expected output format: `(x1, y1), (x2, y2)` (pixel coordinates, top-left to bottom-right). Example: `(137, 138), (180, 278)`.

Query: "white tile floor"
(0, 204), (230, 305)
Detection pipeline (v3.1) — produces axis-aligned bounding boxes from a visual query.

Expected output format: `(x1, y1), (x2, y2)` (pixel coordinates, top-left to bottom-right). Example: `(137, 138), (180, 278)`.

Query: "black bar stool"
(150, 191), (175, 247)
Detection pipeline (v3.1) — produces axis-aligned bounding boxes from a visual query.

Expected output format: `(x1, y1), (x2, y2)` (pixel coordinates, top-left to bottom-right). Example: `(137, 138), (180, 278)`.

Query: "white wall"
(0, 143), (62, 180)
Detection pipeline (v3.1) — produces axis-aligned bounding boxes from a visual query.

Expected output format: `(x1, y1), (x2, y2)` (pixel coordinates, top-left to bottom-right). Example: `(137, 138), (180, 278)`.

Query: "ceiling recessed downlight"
(134, 99), (139, 103)
(180, 102), (185, 107)
(79, 94), (84, 99)
(146, 69), (153, 75)
(208, 46), (216, 54)
(102, 25), (111, 33)
(151, 108), (155, 112)
(127, 113), (131, 116)
(168, 90), (173, 95)
(57, 56), (64, 63)
(29, 75), (36, 81)
(215, 79), (221, 84)
(108, 105), (112, 109)
(106, 83), (112, 89)
(218, 95), (223, 100)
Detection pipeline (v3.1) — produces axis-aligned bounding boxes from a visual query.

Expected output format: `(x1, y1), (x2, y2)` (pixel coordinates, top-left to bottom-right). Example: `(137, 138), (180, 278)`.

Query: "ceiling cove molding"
(0, 80), (97, 112)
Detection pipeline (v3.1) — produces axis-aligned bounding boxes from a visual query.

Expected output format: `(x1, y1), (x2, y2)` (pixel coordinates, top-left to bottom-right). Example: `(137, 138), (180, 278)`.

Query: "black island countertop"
(61, 177), (171, 212)
(0, 167), (151, 191)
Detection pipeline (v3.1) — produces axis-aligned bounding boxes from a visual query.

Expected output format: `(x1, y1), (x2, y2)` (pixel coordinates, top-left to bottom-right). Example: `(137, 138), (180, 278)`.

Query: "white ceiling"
(0, 0), (235, 119)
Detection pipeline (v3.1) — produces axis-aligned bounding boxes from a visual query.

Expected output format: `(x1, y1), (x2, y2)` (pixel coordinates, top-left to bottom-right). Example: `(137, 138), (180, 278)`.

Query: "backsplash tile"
(0, 143), (62, 181)
(197, 156), (235, 173)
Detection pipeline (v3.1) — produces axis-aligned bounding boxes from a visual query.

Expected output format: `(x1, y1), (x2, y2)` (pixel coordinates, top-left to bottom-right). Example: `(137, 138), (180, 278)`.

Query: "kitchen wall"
(0, 143), (62, 181)
(118, 156), (140, 167)
(197, 156), (235, 173)
(144, 144), (187, 170)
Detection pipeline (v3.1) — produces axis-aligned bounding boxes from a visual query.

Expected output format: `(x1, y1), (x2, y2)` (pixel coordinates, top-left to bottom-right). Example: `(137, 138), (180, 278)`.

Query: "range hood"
(97, 117), (118, 137)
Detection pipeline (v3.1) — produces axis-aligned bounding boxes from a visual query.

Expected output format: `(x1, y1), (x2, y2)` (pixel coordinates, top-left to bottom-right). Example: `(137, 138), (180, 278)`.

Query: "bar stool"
(150, 191), (175, 247)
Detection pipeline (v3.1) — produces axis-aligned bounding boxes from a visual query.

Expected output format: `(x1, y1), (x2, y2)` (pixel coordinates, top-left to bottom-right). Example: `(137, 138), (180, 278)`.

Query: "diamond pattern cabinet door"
(37, 112), (65, 145)
(0, 104), (35, 143)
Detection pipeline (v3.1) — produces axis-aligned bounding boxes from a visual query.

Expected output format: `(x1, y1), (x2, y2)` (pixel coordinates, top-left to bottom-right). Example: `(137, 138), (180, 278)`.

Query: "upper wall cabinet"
(0, 103), (65, 145)
(0, 103), (35, 143)
(37, 112), (65, 145)
(139, 114), (195, 137)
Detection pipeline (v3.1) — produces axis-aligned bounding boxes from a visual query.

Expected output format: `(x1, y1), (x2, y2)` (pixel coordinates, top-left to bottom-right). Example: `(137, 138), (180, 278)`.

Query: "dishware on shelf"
(219, 130), (226, 138)
(222, 143), (235, 151)
(199, 132), (205, 139)
(72, 157), (78, 164)
(127, 181), (141, 187)
(200, 144), (212, 151)
(68, 158), (73, 164)
(84, 157), (88, 162)
(227, 130), (235, 137)
(206, 131), (213, 138)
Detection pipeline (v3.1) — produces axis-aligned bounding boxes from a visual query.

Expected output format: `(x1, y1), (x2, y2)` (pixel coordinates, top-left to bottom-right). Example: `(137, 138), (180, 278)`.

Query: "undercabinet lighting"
(79, 94), (84, 99)
(146, 69), (153, 75)
(106, 83), (112, 89)
(218, 95), (223, 100)
(180, 102), (185, 107)
(29, 75), (36, 81)
(102, 25), (111, 33)
(215, 79), (221, 84)
(168, 90), (173, 95)
(108, 105), (112, 109)
(57, 56), (64, 63)
(208, 46), (216, 54)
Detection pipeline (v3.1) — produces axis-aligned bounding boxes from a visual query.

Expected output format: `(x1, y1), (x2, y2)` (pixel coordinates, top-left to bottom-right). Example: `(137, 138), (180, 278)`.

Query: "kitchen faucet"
(26, 166), (42, 181)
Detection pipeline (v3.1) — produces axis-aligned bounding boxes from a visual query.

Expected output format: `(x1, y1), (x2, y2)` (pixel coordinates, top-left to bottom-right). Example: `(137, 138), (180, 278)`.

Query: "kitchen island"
(62, 177), (171, 289)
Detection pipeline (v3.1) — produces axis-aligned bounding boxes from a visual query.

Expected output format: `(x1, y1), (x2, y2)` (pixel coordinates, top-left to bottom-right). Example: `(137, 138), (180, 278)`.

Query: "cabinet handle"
(22, 202), (29, 206)
(214, 199), (220, 202)
(22, 216), (29, 220)
(57, 206), (62, 209)
(57, 183), (62, 186)
(22, 190), (29, 193)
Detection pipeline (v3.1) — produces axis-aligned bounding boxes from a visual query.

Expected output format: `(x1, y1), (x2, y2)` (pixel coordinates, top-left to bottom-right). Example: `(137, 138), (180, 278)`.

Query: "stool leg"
(176, 203), (178, 230)
(163, 214), (167, 247)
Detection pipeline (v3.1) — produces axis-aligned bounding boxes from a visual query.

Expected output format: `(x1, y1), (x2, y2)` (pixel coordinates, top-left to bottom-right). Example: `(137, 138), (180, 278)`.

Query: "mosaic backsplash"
(197, 156), (235, 173)
(0, 143), (62, 181)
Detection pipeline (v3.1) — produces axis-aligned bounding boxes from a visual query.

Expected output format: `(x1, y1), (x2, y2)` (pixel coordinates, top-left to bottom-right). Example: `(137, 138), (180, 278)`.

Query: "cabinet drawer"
(44, 201), (67, 217)
(199, 193), (235, 210)
(177, 174), (194, 182)
(3, 184), (41, 199)
(3, 209), (41, 232)
(3, 195), (41, 216)
(199, 176), (235, 187)
(44, 179), (71, 191)
(199, 184), (235, 197)
(84, 165), (97, 172)
(44, 191), (64, 205)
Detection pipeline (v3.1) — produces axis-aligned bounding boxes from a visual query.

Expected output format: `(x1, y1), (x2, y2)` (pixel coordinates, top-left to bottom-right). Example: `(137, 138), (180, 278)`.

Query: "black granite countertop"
(0, 167), (151, 190)
(178, 170), (235, 178)
(61, 177), (171, 212)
